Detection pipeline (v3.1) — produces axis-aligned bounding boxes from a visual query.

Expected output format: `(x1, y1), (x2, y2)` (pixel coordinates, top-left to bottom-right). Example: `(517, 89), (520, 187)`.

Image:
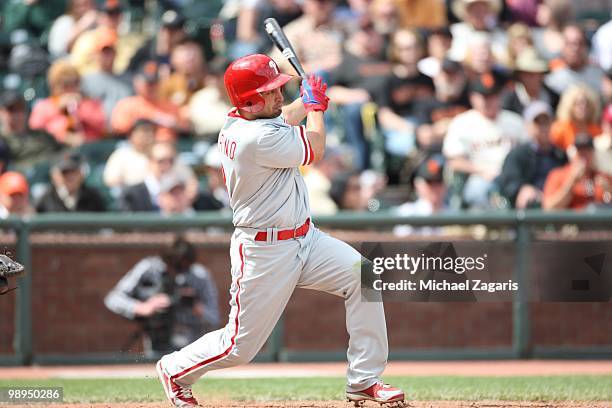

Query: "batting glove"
(300, 74), (329, 113)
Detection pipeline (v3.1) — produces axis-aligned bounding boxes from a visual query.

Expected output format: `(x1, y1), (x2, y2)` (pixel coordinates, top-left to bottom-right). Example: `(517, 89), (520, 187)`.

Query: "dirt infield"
(6, 402), (612, 408)
(3, 360), (612, 380)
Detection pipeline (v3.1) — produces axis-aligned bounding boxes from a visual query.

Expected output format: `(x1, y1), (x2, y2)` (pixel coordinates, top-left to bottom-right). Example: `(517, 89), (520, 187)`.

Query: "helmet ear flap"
(240, 93), (265, 113)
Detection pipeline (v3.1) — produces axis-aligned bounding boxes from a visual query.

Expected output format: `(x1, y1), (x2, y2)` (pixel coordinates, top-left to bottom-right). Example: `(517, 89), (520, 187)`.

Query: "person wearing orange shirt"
(28, 60), (106, 147)
(111, 61), (191, 142)
(543, 133), (612, 210)
(549, 84), (602, 151)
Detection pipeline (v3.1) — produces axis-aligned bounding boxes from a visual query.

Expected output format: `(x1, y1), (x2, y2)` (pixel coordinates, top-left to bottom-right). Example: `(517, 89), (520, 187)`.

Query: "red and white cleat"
(156, 360), (199, 407)
(346, 382), (406, 407)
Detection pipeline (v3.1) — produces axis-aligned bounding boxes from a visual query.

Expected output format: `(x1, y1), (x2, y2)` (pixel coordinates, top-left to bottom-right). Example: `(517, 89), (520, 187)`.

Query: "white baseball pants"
(160, 225), (388, 392)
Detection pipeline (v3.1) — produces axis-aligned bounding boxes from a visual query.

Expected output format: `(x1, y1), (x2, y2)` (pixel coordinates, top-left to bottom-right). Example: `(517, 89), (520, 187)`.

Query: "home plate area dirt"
(7, 402), (612, 408)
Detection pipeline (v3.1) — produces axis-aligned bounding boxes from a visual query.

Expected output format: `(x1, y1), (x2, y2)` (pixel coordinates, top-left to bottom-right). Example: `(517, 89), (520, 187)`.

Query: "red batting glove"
(300, 74), (330, 113)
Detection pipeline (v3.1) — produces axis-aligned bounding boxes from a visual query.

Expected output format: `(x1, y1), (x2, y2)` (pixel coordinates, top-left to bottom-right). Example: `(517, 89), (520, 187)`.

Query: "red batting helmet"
(224, 54), (293, 113)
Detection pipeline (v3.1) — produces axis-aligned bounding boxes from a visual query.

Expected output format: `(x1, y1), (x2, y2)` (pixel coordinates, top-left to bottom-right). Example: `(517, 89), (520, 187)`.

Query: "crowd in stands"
(0, 0), (610, 222)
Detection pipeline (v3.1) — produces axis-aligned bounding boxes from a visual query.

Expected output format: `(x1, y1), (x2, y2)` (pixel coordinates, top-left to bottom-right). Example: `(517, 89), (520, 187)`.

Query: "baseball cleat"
(346, 382), (405, 406)
(156, 360), (199, 407)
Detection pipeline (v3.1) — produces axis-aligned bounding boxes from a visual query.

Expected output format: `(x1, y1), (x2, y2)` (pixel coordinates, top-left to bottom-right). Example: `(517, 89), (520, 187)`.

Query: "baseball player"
(156, 54), (405, 407)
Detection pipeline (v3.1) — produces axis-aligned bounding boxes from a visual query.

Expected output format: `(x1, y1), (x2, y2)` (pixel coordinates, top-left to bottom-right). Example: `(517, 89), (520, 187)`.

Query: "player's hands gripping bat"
(301, 74), (329, 113)
(263, 17), (307, 79)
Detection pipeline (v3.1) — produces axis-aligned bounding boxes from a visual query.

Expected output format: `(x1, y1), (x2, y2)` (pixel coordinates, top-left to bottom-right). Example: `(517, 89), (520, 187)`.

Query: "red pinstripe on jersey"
(298, 125), (314, 165)
(173, 243), (245, 381)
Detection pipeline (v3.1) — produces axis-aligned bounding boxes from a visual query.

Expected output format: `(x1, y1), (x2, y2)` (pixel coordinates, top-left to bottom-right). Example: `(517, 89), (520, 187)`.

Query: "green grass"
(0, 376), (611, 403)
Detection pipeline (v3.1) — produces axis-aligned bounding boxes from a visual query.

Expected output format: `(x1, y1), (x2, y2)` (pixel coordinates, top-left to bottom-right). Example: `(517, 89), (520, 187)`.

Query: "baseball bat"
(264, 17), (307, 79)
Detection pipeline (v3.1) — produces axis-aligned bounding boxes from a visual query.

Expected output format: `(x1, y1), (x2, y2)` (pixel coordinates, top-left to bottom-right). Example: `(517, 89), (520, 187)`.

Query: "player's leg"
(297, 228), (390, 391)
(159, 235), (301, 386)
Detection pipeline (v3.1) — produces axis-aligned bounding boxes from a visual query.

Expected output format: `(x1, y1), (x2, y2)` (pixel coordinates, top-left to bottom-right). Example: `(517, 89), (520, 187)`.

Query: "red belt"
(254, 218), (311, 241)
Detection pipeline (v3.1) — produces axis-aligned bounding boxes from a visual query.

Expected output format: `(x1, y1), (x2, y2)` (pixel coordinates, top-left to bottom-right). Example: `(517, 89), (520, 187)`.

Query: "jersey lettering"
(218, 133), (237, 160)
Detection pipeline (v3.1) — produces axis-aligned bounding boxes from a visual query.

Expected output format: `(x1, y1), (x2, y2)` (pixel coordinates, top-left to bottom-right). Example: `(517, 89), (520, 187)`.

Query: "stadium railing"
(1, 209), (611, 366)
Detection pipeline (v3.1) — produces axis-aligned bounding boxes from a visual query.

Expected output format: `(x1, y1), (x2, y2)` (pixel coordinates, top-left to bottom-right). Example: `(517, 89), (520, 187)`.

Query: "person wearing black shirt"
(327, 18), (391, 170)
(376, 29), (434, 160)
(415, 58), (470, 152)
(496, 101), (567, 208)
(35, 152), (107, 213)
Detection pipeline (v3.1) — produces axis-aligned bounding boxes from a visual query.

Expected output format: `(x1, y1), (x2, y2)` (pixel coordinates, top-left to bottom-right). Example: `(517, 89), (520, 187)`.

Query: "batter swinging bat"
(264, 18), (307, 79)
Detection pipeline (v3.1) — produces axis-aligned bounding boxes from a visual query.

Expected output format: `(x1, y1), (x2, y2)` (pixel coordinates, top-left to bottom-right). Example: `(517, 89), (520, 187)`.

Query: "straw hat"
(514, 48), (548, 73)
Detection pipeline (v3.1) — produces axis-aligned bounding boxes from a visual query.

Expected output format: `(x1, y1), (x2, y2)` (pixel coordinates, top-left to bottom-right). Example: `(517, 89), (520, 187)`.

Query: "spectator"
(104, 235), (220, 357)
(443, 71), (527, 209)
(415, 58), (469, 151)
(28, 59), (106, 147)
(188, 59), (233, 138)
(126, 9), (187, 75)
(0, 141), (10, 175)
(532, 0), (572, 61)
(70, 0), (126, 75)
(159, 40), (207, 109)
(303, 146), (350, 215)
(0, 90), (62, 171)
(542, 133), (612, 210)
(35, 152), (107, 212)
(157, 172), (195, 216)
(230, 0), (302, 59)
(329, 171), (365, 211)
(48, 0), (98, 58)
(193, 147), (229, 211)
(549, 84), (602, 151)
(448, 0), (508, 63)
(418, 27), (453, 78)
(395, 0), (447, 29)
(81, 32), (133, 124)
(376, 29), (434, 160)
(594, 105), (612, 177)
(592, 18), (612, 73)
(369, 0), (401, 41)
(605, 68), (612, 106)
(1, 0), (65, 47)
(500, 47), (558, 115)
(501, 22), (534, 69)
(544, 24), (604, 97)
(0, 171), (35, 218)
(103, 119), (156, 189)
(393, 154), (447, 236)
(496, 101), (567, 208)
(272, 0), (345, 74)
(327, 18), (391, 170)
(462, 32), (508, 80)
(118, 141), (198, 212)
(111, 61), (190, 142)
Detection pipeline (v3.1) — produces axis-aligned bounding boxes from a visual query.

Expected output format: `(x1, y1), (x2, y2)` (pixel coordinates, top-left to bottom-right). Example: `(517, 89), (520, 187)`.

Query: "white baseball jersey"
(159, 107), (389, 396)
(217, 109), (314, 228)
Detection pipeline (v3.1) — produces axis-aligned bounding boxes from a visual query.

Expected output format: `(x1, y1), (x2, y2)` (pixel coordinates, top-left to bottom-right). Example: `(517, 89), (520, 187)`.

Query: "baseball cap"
(573, 133), (594, 149)
(523, 101), (553, 122)
(161, 10), (186, 29)
(603, 104), (612, 125)
(159, 172), (186, 194)
(469, 71), (507, 96)
(100, 0), (122, 13)
(415, 154), (445, 183)
(54, 152), (84, 172)
(0, 171), (29, 196)
(138, 60), (160, 83)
